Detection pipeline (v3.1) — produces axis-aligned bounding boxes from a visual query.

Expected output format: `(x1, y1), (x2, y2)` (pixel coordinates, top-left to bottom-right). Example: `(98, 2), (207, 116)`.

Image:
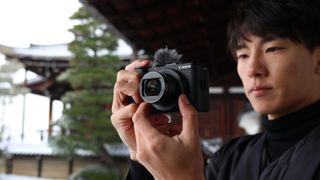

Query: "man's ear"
(314, 46), (320, 74)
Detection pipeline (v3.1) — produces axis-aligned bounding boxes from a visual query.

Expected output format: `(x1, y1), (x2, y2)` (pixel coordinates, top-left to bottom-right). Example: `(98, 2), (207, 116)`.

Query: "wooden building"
(0, 142), (129, 179)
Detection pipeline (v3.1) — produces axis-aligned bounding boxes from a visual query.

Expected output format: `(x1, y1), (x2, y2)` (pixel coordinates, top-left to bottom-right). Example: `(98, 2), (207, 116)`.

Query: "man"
(111, 0), (320, 179)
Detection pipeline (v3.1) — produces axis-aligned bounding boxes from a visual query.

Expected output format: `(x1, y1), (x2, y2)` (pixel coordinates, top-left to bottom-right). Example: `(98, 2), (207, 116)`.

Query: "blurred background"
(0, 0), (262, 179)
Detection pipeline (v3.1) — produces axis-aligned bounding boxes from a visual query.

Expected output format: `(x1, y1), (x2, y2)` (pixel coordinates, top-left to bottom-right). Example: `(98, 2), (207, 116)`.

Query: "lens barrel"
(140, 69), (185, 112)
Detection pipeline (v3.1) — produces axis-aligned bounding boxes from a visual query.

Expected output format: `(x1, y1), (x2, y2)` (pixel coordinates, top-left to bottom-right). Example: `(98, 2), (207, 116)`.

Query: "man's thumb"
(178, 94), (199, 138)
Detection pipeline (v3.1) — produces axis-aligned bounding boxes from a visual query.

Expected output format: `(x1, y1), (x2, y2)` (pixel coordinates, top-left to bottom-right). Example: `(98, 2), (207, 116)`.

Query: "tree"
(49, 6), (121, 160)
(0, 59), (29, 105)
(0, 59), (29, 156)
(0, 58), (30, 124)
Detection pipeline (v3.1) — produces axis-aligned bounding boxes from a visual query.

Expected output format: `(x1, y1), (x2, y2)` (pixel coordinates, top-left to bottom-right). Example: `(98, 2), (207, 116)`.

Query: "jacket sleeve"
(126, 159), (211, 180)
(205, 155), (220, 180)
(126, 159), (154, 180)
(126, 158), (218, 180)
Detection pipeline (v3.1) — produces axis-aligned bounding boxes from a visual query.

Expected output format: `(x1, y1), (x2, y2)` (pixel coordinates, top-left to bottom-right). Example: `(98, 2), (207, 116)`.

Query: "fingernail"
(181, 94), (190, 105)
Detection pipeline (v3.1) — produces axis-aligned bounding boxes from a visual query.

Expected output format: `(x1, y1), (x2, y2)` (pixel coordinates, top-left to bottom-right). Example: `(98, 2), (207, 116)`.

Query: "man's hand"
(111, 59), (150, 159)
(133, 94), (205, 180)
(111, 60), (181, 160)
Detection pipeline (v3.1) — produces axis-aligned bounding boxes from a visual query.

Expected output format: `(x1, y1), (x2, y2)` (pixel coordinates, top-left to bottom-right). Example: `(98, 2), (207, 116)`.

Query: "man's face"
(236, 35), (320, 120)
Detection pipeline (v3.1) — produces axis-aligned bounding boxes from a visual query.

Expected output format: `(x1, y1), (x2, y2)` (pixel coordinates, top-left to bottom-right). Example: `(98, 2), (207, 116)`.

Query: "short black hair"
(227, 0), (320, 58)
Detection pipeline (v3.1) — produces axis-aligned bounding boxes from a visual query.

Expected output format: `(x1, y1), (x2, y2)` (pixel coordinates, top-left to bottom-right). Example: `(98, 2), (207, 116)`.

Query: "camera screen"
(143, 78), (162, 96)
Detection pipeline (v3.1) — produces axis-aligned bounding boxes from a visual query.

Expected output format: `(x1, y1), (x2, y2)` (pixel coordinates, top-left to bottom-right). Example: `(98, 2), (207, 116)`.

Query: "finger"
(113, 79), (142, 104)
(111, 103), (138, 127)
(112, 70), (142, 112)
(125, 59), (151, 71)
(113, 59), (151, 111)
(117, 68), (144, 84)
(116, 70), (141, 94)
(112, 82), (136, 113)
(132, 102), (163, 139)
(178, 94), (199, 139)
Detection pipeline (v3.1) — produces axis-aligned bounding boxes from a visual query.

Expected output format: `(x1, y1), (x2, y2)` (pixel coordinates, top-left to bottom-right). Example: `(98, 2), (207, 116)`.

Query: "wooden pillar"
(68, 158), (74, 175)
(21, 69), (28, 141)
(48, 97), (53, 136)
(5, 157), (13, 174)
(37, 155), (43, 177)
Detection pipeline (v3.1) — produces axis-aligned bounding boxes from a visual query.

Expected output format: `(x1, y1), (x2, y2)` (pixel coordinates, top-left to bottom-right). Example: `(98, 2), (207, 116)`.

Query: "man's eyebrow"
(235, 42), (248, 51)
(261, 35), (277, 43)
(234, 35), (279, 52)
(237, 43), (248, 49)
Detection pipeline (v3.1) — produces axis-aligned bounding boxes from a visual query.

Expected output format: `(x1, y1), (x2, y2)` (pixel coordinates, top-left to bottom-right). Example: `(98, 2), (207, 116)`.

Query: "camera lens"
(144, 78), (161, 96)
(140, 69), (186, 112)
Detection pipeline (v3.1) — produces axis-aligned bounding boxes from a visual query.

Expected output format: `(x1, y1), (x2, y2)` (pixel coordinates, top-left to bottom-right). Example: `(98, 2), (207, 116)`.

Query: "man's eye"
(266, 47), (284, 52)
(237, 54), (248, 61)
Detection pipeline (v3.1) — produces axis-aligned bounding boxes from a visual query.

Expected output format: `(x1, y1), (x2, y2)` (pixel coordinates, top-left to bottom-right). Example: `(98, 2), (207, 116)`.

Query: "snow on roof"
(0, 44), (133, 62)
(0, 44), (72, 61)
(5, 142), (54, 156)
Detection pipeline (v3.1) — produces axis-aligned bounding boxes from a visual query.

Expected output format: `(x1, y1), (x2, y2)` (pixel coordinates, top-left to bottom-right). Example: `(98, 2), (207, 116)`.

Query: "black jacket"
(206, 127), (320, 179)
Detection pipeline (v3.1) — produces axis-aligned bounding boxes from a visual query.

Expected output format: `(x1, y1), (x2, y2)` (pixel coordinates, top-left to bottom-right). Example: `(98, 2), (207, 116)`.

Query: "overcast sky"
(0, 0), (81, 47)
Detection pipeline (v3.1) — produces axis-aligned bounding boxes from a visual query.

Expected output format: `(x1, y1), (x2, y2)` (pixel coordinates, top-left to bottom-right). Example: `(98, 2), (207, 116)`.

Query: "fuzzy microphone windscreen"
(152, 48), (183, 68)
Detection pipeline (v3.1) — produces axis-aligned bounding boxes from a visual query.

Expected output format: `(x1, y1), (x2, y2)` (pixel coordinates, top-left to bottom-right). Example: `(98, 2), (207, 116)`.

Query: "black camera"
(138, 49), (209, 112)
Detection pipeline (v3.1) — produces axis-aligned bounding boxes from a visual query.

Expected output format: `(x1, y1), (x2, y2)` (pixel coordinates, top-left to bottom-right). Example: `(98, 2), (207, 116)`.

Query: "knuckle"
(113, 81), (122, 91)
(132, 113), (140, 124)
(132, 105), (145, 122)
(110, 114), (117, 127)
(132, 75), (141, 85)
(115, 71), (140, 88)
(124, 62), (133, 71)
(110, 113), (121, 128)
(111, 97), (121, 114)
(116, 69), (125, 80)
(111, 105), (116, 114)
(110, 113), (117, 122)
(186, 110), (198, 119)
(127, 104), (138, 114)
(148, 139), (164, 153)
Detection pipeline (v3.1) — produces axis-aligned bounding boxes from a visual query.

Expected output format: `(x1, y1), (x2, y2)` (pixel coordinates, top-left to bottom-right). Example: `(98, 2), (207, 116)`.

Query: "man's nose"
(247, 53), (267, 78)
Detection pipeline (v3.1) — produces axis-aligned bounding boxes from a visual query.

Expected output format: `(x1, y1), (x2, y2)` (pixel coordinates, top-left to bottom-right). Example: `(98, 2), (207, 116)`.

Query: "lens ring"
(139, 68), (187, 112)
(140, 72), (165, 103)
(151, 69), (185, 111)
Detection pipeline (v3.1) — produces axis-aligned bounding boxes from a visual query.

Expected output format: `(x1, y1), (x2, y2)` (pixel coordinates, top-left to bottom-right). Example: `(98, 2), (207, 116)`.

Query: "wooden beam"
(36, 155), (43, 177)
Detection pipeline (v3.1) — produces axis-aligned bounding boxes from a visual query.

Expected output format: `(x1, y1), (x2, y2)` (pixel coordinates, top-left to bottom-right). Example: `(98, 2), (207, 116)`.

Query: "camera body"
(139, 62), (209, 112)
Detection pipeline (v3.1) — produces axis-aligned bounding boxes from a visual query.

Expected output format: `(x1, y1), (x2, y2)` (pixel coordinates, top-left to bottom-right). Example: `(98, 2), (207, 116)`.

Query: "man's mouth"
(249, 86), (273, 97)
